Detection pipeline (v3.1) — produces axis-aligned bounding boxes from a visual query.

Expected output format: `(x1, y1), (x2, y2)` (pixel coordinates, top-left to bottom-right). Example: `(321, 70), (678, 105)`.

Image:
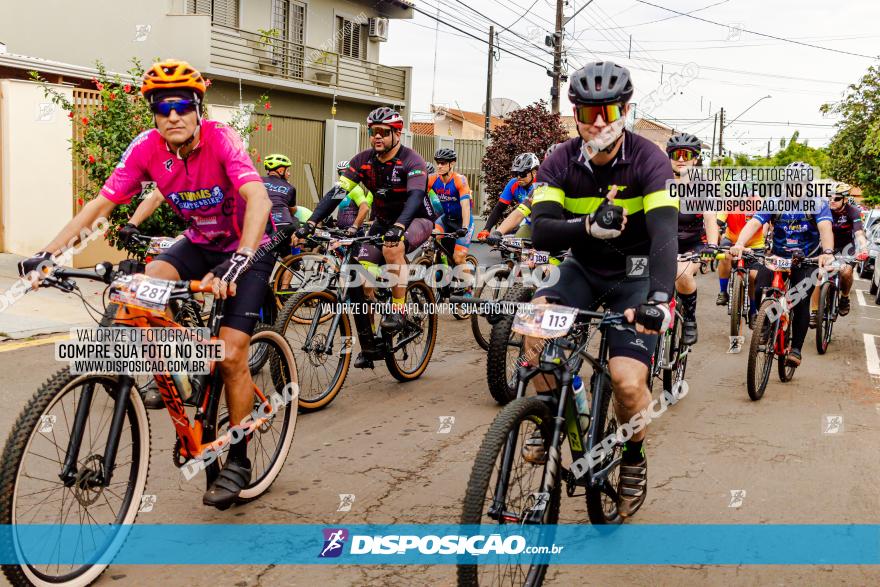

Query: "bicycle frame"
(59, 286), (273, 488)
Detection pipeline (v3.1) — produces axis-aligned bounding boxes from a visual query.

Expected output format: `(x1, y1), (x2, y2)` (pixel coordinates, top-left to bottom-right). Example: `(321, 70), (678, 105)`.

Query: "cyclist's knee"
(610, 361), (649, 406)
(145, 260), (180, 280)
(218, 329), (250, 373)
(452, 249), (468, 265)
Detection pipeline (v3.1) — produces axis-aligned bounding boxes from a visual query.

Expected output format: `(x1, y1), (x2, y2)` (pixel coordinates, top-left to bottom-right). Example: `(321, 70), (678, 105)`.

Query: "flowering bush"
(481, 101), (569, 212)
(31, 60), (272, 258)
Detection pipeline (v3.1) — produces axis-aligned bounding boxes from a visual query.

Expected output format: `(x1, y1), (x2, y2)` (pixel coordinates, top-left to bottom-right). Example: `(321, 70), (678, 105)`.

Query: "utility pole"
(550, 0), (565, 113)
(484, 26), (494, 141)
(710, 112), (718, 163)
(718, 107), (725, 158)
(767, 140), (771, 159)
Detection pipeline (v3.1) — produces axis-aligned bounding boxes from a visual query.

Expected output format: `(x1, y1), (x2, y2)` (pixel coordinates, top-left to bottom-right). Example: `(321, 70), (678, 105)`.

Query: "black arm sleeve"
(395, 189), (428, 228)
(310, 186), (346, 225)
(483, 201), (507, 232)
(645, 206), (679, 298)
(530, 201), (586, 251)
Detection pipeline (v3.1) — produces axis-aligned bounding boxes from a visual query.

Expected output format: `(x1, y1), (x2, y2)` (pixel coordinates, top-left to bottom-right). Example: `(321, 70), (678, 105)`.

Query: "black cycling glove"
(486, 230), (503, 246)
(295, 222), (316, 239)
(118, 223), (141, 247)
(635, 301), (672, 332)
(455, 227), (469, 238)
(18, 252), (54, 278)
(384, 224), (405, 244)
(586, 198), (625, 239)
(210, 252), (252, 284)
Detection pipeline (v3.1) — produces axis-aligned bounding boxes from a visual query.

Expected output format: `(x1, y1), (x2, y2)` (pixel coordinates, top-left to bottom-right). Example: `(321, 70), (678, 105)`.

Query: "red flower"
(96, 82), (104, 91)
(267, 123), (273, 132)
(67, 112), (74, 119)
(81, 117), (89, 125)
(205, 79), (212, 88)
(77, 197), (84, 206)
(254, 124), (260, 131)
(264, 101), (271, 110)
(124, 84), (132, 93)
(102, 105), (108, 111)
(109, 93), (116, 101)
(88, 155), (96, 164)
(256, 155), (261, 162)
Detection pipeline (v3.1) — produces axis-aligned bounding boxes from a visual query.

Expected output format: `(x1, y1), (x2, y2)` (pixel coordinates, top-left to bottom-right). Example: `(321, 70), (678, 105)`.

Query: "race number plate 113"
(512, 304), (579, 338)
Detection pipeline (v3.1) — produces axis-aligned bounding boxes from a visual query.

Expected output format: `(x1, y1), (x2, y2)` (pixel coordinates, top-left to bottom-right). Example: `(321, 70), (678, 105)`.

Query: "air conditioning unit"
(369, 17), (389, 42)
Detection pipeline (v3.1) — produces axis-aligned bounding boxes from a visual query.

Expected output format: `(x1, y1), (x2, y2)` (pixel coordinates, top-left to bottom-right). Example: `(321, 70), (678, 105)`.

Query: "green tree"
(822, 65), (880, 203)
(480, 101), (569, 212)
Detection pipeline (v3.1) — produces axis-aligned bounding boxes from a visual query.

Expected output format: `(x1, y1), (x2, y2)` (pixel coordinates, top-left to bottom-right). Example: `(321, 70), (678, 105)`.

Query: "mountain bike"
(0, 259), (298, 586)
(716, 247), (762, 339)
(647, 253), (695, 395)
(274, 227), (437, 411)
(454, 298), (659, 586)
(412, 230), (478, 321)
(746, 252), (820, 400)
(815, 255), (857, 355)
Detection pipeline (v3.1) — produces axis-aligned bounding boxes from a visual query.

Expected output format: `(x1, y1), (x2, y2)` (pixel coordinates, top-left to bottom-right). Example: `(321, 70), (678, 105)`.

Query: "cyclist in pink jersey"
(18, 60), (273, 510)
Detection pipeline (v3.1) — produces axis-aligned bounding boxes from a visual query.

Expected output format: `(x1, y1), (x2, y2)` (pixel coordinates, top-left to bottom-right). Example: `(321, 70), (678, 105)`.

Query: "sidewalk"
(0, 253), (106, 340)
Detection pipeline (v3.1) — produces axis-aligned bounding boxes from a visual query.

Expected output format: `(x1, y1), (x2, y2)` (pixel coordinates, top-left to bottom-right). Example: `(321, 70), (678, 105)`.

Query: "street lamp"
(725, 95), (771, 129)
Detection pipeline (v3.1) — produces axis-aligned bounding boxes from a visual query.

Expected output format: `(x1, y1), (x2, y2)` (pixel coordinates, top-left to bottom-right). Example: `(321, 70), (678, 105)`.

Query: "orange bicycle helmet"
(141, 60), (207, 102)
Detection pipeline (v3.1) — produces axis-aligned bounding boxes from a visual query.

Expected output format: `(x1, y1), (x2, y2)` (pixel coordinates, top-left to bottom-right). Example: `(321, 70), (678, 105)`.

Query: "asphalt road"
(1, 247), (878, 586)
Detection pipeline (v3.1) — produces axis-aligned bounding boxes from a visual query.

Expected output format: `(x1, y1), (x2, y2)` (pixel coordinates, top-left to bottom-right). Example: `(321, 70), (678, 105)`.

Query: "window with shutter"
(271, 0), (305, 79)
(336, 16), (364, 59)
(186, 0), (238, 27)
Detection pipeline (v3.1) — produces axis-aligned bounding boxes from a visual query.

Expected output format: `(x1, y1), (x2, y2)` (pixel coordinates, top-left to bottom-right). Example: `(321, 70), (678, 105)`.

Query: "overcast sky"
(383, 0), (879, 155)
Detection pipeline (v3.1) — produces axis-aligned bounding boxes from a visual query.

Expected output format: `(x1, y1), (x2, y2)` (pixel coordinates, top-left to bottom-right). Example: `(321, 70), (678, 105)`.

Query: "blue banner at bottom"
(0, 524), (878, 565)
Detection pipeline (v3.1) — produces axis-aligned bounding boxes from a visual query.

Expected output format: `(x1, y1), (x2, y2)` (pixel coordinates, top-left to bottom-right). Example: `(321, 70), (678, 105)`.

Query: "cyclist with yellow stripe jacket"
(523, 61), (678, 520)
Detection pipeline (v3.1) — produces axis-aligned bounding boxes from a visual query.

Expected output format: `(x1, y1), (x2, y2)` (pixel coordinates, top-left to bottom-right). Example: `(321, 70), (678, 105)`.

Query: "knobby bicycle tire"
(458, 397), (560, 587)
(486, 285), (533, 405)
(585, 372), (624, 526)
(747, 300), (778, 400)
(384, 280), (438, 382)
(816, 282), (833, 355)
(729, 272), (745, 339)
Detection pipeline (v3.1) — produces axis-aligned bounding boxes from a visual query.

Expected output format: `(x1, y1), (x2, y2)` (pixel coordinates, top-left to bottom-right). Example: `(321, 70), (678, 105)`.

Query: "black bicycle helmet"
(568, 61), (634, 105)
(367, 106), (404, 130)
(434, 147), (457, 162)
(666, 133), (702, 153)
(511, 152), (540, 173)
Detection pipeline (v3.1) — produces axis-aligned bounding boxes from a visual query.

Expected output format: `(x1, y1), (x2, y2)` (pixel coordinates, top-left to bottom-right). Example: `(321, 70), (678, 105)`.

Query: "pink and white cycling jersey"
(100, 120), (264, 253)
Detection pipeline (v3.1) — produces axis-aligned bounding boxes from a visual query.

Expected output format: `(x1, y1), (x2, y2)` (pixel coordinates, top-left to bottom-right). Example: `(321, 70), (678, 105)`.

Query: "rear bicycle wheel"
(746, 299), (779, 401)
(385, 281), (438, 381)
(662, 314), (688, 394)
(0, 370), (150, 587)
(815, 282), (833, 355)
(457, 397), (560, 587)
(486, 285), (533, 405)
(207, 327), (298, 502)
(729, 272), (745, 338)
(275, 291), (352, 412)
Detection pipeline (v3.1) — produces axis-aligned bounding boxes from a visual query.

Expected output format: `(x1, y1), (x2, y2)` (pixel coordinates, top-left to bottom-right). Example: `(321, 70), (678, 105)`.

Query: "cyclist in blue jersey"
(730, 162), (835, 367)
(477, 152), (539, 240)
(429, 147), (473, 276)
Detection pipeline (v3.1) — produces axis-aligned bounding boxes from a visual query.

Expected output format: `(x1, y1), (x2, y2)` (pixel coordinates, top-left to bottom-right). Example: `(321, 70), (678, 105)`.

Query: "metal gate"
(249, 116), (325, 207)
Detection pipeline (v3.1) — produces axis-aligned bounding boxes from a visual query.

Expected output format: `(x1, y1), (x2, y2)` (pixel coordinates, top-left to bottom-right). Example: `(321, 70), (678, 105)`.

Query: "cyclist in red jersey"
(19, 60), (274, 509)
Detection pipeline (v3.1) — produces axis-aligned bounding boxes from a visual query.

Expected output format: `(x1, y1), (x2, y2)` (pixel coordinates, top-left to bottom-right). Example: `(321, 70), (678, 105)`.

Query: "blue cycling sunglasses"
(149, 99), (199, 117)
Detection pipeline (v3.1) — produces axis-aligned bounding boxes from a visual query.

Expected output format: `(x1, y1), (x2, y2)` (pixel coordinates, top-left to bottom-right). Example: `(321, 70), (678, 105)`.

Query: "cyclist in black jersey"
(297, 107), (435, 368)
(668, 133), (718, 345)
(525, 61), (678, 520)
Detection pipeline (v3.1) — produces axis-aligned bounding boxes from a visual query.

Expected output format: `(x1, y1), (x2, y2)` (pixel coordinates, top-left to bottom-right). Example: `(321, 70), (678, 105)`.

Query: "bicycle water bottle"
(572, 375), (590, 433)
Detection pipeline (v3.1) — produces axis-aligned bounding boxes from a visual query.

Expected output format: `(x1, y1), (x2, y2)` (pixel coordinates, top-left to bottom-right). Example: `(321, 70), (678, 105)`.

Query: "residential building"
(430, 105), (504, 140)
(0, 0), (414, 261)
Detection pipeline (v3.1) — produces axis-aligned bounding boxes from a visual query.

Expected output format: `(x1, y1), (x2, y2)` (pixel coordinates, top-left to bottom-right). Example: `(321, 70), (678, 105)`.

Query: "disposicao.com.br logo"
(318, 528), (563, 558)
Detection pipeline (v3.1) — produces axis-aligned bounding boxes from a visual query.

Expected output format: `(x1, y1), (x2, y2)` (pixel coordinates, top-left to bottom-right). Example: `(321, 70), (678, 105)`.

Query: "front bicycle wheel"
(207, 327), (298, 502)
(451, 255), (480, 320)
(275, 290), (352, 412)
(470, 267), (511, 351)
(458, 397), (560, 587)
(585, 373), (624, 525)
(385, 281), (438, 381)
(272, 253), (340, 319)
(0, 371), (150, 587)
(747, 299), (779, 401)
(729, 272), (745, 338)
(486, 285), (533, 405)
(778, 318), (796, 383)
(662, 313), (688, 395)
(815, 282), (833, 355)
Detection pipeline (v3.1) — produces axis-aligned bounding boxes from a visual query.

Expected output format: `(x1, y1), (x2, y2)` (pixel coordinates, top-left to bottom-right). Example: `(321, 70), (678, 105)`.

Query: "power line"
(500, 0), (542, 33)
(593, 0), (729, 30)
(449, 0), (553, 58)
(409, 4), (553, 70)
(634, 0), (879, 59)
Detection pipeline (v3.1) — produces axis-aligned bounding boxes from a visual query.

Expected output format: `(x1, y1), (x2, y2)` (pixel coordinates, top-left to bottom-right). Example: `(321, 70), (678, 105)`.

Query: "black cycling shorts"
(534, 258), (656, 367)
(357, 218), (434, 266)
(154, 238), (273, 335)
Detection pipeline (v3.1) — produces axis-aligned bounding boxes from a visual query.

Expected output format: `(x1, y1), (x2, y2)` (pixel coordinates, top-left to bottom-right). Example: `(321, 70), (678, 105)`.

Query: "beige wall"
(0, 1), (211, 73)
(0, 80), (74, 255)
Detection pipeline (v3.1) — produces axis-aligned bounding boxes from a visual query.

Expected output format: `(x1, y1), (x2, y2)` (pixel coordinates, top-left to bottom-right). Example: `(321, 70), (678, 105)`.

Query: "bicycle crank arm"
(389, 328), (422, 352)
(590, 455), (623, 487)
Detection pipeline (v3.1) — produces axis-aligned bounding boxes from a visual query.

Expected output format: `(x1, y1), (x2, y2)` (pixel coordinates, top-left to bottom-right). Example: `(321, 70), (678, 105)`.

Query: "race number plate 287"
(110, 275), (174, 312)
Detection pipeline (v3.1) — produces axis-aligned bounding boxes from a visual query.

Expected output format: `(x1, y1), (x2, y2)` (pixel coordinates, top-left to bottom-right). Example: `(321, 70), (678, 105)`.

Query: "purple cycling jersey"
(100, 120), (265, 252)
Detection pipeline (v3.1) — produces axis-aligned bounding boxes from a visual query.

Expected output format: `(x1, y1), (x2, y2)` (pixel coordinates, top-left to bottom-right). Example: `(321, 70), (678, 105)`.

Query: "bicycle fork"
(59, 375), (135, 488)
